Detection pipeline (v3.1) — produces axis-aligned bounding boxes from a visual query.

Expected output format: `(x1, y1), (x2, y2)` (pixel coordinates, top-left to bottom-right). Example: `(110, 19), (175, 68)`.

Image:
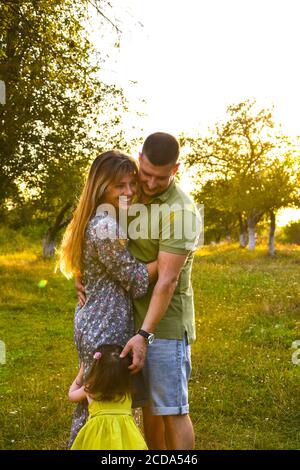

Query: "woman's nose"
(123, 184), (133, 196)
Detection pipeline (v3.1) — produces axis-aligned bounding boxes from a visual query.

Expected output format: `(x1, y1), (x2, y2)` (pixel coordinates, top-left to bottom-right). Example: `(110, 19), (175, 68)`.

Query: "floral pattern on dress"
(68, 211), (149, 447)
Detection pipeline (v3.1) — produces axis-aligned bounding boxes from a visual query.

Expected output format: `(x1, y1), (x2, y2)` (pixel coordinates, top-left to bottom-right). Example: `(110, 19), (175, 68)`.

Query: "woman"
(60, 151), (156, 446)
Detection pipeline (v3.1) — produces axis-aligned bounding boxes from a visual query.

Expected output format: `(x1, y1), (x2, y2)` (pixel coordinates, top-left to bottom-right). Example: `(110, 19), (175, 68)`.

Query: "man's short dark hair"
(142, 132), (180, 166)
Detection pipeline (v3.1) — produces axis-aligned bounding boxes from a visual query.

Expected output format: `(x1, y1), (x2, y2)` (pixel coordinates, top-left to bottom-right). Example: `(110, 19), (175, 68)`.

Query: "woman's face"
(102, 172), (138, 210)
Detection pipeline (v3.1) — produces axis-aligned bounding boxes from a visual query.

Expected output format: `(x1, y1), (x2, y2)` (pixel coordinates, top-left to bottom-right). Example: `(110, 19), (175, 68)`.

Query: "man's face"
(138, 153), (179, 197)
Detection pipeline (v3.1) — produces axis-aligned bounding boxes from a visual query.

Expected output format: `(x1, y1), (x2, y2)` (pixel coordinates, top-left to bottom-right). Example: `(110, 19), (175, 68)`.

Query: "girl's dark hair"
(84, 344), (132, 402)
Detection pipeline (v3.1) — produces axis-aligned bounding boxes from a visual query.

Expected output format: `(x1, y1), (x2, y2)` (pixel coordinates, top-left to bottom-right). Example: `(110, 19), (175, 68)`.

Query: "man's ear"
(172, 162), (180, 175)
(138, 152), (142, 163)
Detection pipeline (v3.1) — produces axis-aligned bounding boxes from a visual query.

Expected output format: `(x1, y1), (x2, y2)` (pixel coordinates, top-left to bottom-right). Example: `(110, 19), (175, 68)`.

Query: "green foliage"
(185, 99), (277, 179)
(0, 0), (132, 223)
(183, 99), (300, 244)
(280, 221), (300, 245)
(193, 179), (238, 243)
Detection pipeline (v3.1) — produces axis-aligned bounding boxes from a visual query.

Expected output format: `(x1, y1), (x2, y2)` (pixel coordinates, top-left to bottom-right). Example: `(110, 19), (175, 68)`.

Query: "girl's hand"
(76, 363), (84, 386)
(79, 362), (84, 376)
(69, 364), (86, 402)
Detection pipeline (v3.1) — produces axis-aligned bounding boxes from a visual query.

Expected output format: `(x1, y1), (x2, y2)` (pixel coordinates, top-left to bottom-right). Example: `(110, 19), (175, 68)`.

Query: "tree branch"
(88, 0), (121, 34)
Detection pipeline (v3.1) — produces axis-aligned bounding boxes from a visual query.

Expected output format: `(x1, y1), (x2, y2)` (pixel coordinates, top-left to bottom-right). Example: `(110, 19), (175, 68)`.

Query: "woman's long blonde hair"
(60, 150), (138, 278)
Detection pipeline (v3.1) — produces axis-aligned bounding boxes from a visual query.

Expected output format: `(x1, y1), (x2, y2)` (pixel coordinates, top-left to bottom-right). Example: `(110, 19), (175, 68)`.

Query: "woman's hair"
(60, 150), (138, 278)
(84, 344), (132, 402)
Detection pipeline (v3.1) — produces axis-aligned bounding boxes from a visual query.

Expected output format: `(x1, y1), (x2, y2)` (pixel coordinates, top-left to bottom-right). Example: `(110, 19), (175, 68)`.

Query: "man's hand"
(120, 335), (147, 374)
(75, 275), (86, 308)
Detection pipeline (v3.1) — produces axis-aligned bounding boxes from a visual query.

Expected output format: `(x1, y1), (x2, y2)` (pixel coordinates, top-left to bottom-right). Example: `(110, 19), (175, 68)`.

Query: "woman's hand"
(75, 275), (86, 307)
(147, 260), (158, 283)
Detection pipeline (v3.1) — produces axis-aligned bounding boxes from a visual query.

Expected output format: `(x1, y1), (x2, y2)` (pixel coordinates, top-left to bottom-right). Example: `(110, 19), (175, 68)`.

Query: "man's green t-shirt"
(128, 180), (200, 344)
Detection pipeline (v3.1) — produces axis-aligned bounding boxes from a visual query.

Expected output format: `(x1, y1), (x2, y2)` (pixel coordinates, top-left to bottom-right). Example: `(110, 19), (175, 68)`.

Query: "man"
(77, 133), (200, 450)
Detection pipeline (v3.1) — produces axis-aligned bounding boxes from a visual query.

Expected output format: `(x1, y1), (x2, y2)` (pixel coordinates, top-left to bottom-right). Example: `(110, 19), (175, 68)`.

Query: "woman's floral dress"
(68, 211), (149, 446)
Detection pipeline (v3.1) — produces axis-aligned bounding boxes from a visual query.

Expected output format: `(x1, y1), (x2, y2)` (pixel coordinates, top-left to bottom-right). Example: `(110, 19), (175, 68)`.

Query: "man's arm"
(140, 251), (187, 332)
(120, 251), (188, 372)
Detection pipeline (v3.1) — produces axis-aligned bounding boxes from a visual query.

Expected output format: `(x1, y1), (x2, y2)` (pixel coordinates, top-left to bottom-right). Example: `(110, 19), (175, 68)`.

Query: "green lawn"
(1, 229), (300, 449)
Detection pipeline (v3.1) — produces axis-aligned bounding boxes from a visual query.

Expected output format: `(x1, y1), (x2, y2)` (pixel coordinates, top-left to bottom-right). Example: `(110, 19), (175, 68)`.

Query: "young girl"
(69, 344), (148, 450)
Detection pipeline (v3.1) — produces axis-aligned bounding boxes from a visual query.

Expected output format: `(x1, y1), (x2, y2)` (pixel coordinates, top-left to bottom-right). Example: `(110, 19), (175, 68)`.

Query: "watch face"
(148, 333), (155, 344)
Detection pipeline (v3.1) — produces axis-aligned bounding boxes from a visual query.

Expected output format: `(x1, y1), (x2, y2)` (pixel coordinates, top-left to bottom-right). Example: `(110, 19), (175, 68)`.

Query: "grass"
(0, 230), (300, 449)
(191, 243), (300, 449)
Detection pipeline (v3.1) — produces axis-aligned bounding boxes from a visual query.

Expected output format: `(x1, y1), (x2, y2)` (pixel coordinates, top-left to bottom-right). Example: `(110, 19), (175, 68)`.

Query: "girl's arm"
(68, 363), (87, 403)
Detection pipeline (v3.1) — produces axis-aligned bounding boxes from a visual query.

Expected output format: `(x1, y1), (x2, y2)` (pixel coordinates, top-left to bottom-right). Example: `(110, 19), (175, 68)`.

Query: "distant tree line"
(280, 221), (300, 245)
(181, 99), (300, 254)
(1, 3), (299, 257)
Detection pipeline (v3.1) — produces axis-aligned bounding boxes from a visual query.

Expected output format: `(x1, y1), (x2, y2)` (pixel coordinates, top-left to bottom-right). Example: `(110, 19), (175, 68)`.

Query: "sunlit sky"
(97, 0), (300, 136)
(91, 0), (300, 225)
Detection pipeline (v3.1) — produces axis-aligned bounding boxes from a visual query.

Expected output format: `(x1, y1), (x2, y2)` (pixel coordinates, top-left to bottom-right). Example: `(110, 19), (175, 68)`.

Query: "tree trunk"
(225, 223), (231, 242)
(247, 213), (256, 251)
(238, 213), (248, 248)
(43, 202), (72, 257)
(268, 210), (276, 255)
(43, 232), (56, 258)
(239, 232), (248, 248)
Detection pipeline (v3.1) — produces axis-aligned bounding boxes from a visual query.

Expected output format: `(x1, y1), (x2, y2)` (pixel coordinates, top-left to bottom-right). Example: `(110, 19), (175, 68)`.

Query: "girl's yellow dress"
(71, 395), (147, 450)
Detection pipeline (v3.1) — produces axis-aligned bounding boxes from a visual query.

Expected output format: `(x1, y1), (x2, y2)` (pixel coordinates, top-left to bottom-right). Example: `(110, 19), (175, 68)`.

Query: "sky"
(91, 0), (300, 225)
(95, 0), (300, 137)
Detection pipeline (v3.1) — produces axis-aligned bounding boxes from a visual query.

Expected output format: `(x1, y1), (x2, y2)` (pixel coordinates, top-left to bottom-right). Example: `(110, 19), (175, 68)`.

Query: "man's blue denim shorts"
(132, 334), (192, 415)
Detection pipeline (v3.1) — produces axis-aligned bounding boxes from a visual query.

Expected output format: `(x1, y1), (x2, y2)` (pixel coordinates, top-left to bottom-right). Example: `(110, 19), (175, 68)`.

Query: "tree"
(185, 99), (299, 251)
(281, 221), (300, 245)
(192, 179), (239, 244)
(260, 157), (299, 254)
(0, 0), (141, 256)
(0, 0), (129, 222)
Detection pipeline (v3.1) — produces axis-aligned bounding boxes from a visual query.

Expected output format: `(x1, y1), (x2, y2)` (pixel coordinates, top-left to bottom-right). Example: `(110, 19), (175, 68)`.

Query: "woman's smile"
(103, 174), (138, 210)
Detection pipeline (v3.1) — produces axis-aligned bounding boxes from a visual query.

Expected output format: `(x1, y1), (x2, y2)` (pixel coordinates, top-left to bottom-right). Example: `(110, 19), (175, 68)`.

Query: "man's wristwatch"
(136, 329), (155, 344)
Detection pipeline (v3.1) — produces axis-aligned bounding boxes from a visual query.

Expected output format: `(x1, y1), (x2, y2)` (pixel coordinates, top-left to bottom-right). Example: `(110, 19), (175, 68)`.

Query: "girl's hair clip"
(93, 352), (102, 360)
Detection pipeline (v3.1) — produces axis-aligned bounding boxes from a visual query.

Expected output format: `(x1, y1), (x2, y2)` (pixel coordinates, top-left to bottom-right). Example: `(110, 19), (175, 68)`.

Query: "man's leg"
(142, 405), (167, 450)
(163, 414), (195, 450)
(142, 334), (193, 450)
